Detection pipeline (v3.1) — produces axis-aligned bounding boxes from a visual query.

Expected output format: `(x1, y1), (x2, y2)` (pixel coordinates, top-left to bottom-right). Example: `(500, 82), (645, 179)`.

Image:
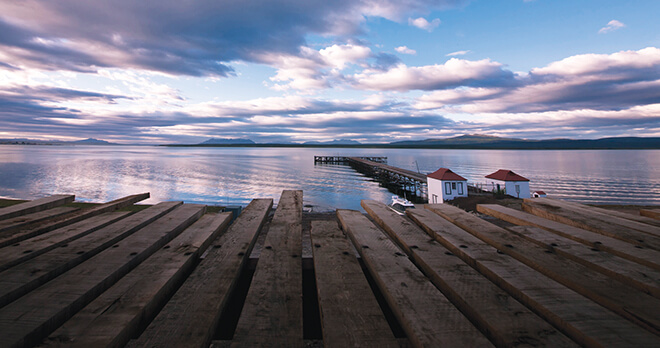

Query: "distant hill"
(0, 137), (116, 145)
(200, 138), (256, 145)
(303, 139), (361, 145)
(392, 134), (518, 146)
(69, 138), (115, 145)
(389, 135), (660, 149)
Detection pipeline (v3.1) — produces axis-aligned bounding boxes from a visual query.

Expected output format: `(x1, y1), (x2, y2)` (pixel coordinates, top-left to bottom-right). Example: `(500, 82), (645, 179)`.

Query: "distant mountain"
(0, 137), (116, 145)
(389, 134), (660, 149)
(69, 138), (114, 145)
(391, 134), (520, 146)
(200, 138), (256, 145)
(303, 139), (361, 145)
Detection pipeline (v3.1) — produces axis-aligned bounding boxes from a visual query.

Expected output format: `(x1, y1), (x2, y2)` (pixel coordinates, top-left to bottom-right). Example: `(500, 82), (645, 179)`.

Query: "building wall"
(428, 178), (468, 203)
(485, 179), (530, 198)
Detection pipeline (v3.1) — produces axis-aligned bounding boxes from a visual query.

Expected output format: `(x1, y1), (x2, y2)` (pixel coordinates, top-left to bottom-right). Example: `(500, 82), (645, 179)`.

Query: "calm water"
(0, 145), (658, 210)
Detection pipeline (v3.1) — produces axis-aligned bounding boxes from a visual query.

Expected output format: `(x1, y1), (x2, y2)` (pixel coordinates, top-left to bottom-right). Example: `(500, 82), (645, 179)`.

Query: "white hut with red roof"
(427, 168), (468, 203)
(485, 169), (530, 198)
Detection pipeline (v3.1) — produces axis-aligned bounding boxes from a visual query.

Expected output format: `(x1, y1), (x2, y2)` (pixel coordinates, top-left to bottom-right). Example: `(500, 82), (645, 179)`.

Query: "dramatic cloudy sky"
(1, 0), (659, 144)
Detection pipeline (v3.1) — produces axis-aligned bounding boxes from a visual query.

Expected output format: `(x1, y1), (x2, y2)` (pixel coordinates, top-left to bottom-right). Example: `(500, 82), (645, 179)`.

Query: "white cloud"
(532, 47), (660, 76)
(599, 20), (625, 34)
(446, 50), (471, 57)
(319, 44), (372, 70)
(261, 43), (372, 91)
(395, 46), (417, 55)
(408, 17), (441, 31)
(351, 58), (511, 91)
(415, 48), (660, 114)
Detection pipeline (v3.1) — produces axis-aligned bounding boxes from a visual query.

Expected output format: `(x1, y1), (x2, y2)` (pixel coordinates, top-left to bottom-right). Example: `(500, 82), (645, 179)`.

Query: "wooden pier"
(313, 156), (388, 164)
(315, 156), (428, 200)
(0, 192), (659, 347)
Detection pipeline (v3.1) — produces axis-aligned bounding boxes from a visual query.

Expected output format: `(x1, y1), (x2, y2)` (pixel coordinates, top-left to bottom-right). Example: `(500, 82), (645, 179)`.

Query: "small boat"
(389, 195), (415, 215)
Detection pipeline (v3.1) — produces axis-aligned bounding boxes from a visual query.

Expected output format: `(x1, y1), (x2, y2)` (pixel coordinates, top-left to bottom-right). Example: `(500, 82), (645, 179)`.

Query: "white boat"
(389, 195), (415, 215)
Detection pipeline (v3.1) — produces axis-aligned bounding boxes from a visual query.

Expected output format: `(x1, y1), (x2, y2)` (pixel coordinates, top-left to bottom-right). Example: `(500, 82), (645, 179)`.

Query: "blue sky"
(1, 0), (659, 144)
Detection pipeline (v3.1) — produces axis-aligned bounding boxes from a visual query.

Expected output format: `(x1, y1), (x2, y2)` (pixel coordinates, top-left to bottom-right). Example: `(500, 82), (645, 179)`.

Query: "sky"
(1, 0), (659, 144)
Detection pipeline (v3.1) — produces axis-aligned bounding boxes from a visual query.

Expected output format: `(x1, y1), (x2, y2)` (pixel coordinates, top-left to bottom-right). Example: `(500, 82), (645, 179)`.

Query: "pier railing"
(314, 156), (388, 164)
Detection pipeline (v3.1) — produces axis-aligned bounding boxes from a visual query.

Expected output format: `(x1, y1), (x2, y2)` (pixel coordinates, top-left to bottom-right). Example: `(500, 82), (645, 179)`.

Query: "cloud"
(350, 58), (516, 91)
(408, 17), (441, 31)
(599, 20), (625, 34)
(446, 50), (471, 56)
(395, 46), (417, 55)
(531, 47), (660, 76)
(262, 44), (372, 91)
(415, 47), (660, 114)
(0, 1), (466, 77)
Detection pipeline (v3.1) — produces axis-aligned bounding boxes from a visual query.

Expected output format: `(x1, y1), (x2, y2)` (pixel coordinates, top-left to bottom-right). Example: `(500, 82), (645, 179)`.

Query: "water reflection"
(0, 146), (658, 209)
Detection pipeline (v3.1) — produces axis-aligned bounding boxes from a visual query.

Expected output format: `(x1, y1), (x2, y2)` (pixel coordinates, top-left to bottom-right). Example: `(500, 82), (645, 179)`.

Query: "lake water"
(0, 145), (658, 210)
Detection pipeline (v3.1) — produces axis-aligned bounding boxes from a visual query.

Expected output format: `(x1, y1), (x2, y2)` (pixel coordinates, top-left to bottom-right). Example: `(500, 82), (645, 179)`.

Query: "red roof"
(427, 168), (467, 181)
(485, 169), (529, 182)
(534, 190), (546, 195)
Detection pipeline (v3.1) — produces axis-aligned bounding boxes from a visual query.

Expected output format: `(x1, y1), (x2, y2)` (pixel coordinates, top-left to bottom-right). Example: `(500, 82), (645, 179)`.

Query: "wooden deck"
(0, 192), (659, 347)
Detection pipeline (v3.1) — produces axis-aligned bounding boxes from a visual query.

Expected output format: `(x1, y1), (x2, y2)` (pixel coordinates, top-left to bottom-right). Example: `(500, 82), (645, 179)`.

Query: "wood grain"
(310, 220), (398, 348)
(409, 206), (660, 347)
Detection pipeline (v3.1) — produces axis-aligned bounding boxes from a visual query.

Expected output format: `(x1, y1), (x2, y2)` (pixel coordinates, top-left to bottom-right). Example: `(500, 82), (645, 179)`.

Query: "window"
(457, 182), (464, 195)
(452, 182), (456, 190)
(445, 182), (452, 194)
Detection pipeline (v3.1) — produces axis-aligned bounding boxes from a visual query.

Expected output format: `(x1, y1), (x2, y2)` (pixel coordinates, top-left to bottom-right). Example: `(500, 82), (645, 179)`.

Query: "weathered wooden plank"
(0, 211), (132, 272)
(336, 209), (492, 348)
(0, 207), (79, 235)
(408, 207), (660, 347)
(641, 208), (660, 221)
(0, 201), (181, 308)
(476, 204), (660, 271)
(44, 212), (232, 348)
(0, 194), (75, 221)
(528, 198), (660, 228)
(523, 199), (660, 249)
(231, 190), (304, 348)
(310, 220), (398, 348)
(362, 200), (575, 347)
(530, 198), (660, 232)
(0, 193), (149, 248)
(0, 203), (205, 348)
(130, 198), (272, 348)
(508, 225), (660, 299)
(427, 203), (660, 336)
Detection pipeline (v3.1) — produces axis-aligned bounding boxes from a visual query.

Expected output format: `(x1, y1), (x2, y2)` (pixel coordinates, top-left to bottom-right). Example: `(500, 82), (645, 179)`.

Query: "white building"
(427, 168), (468, 203)
(485, 169), (530, 198)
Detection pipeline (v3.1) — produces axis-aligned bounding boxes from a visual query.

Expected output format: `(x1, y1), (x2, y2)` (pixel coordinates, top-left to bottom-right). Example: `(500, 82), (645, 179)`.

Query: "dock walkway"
(0, 193), (659, 347)
(316, 156), (428, 199)
(313, 156), (388, 164)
